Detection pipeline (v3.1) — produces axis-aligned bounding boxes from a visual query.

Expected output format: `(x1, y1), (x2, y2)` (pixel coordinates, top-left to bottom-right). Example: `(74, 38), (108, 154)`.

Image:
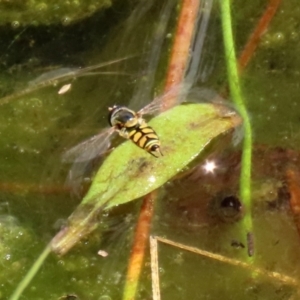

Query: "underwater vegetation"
(0, 0), (111, 26)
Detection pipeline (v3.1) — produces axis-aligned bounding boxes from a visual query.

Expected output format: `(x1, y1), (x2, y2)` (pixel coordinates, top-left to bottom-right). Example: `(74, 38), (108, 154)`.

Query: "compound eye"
(150, 145), (159, 151)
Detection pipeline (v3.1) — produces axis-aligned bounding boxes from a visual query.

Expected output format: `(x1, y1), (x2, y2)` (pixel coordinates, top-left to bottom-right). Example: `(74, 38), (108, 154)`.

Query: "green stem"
(9, 244), (52, 300)
(219, 0), (253, 257)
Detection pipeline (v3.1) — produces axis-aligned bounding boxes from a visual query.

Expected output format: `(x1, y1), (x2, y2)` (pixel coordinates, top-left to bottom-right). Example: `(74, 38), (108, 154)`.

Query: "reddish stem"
(124, 0), (201, 298)
(163, 0), (201, 108)
(238, 0), (282, 72)
(123, 191), (156, 299)
(0, 182), (70, 195)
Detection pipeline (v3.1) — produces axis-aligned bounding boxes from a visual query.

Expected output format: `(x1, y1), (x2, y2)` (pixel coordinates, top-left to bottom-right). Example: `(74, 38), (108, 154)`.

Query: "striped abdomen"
(128, 122), (162, 157)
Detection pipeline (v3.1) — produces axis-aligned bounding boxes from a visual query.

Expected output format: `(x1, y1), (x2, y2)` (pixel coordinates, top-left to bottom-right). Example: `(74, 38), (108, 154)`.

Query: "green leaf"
(51, 102), (241, 255)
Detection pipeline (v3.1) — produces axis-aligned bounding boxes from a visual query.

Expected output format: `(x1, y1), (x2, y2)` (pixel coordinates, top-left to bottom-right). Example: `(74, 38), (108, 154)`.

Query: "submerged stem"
(219, 0), (253, 257)
(123, 191), (156, 300)
(123, 0), (202, 298)
(9, 245), (51, 300)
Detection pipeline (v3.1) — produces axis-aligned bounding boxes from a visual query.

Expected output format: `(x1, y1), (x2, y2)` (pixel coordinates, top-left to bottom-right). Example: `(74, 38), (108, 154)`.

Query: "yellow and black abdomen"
(128, 123), (162, 157)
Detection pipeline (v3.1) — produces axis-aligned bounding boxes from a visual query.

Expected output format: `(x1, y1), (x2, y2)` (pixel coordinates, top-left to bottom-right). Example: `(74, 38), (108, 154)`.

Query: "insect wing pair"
(62, 85), (186, 164)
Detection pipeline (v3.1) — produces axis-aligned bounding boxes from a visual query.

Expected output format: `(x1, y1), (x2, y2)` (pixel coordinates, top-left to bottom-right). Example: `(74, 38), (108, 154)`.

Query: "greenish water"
(1, 0), (300, 299)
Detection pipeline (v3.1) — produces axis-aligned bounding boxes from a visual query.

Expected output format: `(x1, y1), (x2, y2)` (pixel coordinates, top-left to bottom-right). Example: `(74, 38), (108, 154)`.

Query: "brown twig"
(0, 182), (70, 195)
(123, 1), (201, 299)
(163, 0), (201, 107)
(150, 236), (160, 300)
(238, 0), (282, 72)
(123, 191), (156, 300)
(155, 236), (298, 286)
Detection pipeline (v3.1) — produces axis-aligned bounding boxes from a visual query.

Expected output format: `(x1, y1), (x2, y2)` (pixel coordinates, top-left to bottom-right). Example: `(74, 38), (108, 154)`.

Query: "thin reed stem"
(219, 0), (254, 257)
(9, 245), (52, 300)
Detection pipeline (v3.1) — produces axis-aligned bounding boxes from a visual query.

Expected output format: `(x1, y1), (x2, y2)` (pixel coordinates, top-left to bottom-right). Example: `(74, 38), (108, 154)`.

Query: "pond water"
(1, 0), (300, 299)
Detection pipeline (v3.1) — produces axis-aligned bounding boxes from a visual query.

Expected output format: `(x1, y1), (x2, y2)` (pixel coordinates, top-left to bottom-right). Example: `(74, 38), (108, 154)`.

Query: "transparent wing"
(138, 84), (189, 116)
(62, 127), (115, 163)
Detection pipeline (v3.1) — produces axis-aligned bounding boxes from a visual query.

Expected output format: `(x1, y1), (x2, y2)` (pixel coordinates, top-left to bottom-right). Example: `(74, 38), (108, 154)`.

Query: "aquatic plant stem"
(219, 0), (254, 257)
(155, 236), (298, 286)
(9, 244), (52, 300)
(123, 191), (156, 300)
(238, 0), (282, 71)
(123, 1), (202, 298)
(163, 0), (200, 107)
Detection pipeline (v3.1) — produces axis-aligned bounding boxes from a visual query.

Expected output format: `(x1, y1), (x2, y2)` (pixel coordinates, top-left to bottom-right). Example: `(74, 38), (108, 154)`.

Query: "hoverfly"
(108, 105), (162, 157)
(63, 85), (186, 165)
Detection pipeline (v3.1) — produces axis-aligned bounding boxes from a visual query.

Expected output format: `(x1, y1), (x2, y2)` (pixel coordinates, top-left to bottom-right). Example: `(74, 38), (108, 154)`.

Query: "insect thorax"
(108, 106), (141, 129)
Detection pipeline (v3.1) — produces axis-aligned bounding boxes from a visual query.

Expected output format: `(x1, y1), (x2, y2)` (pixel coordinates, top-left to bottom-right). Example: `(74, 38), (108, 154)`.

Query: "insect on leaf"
(51, 102), (241, 255)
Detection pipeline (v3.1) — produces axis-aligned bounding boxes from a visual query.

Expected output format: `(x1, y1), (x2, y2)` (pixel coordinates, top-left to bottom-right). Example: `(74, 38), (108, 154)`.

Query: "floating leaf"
(51, 102), (241, 255)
